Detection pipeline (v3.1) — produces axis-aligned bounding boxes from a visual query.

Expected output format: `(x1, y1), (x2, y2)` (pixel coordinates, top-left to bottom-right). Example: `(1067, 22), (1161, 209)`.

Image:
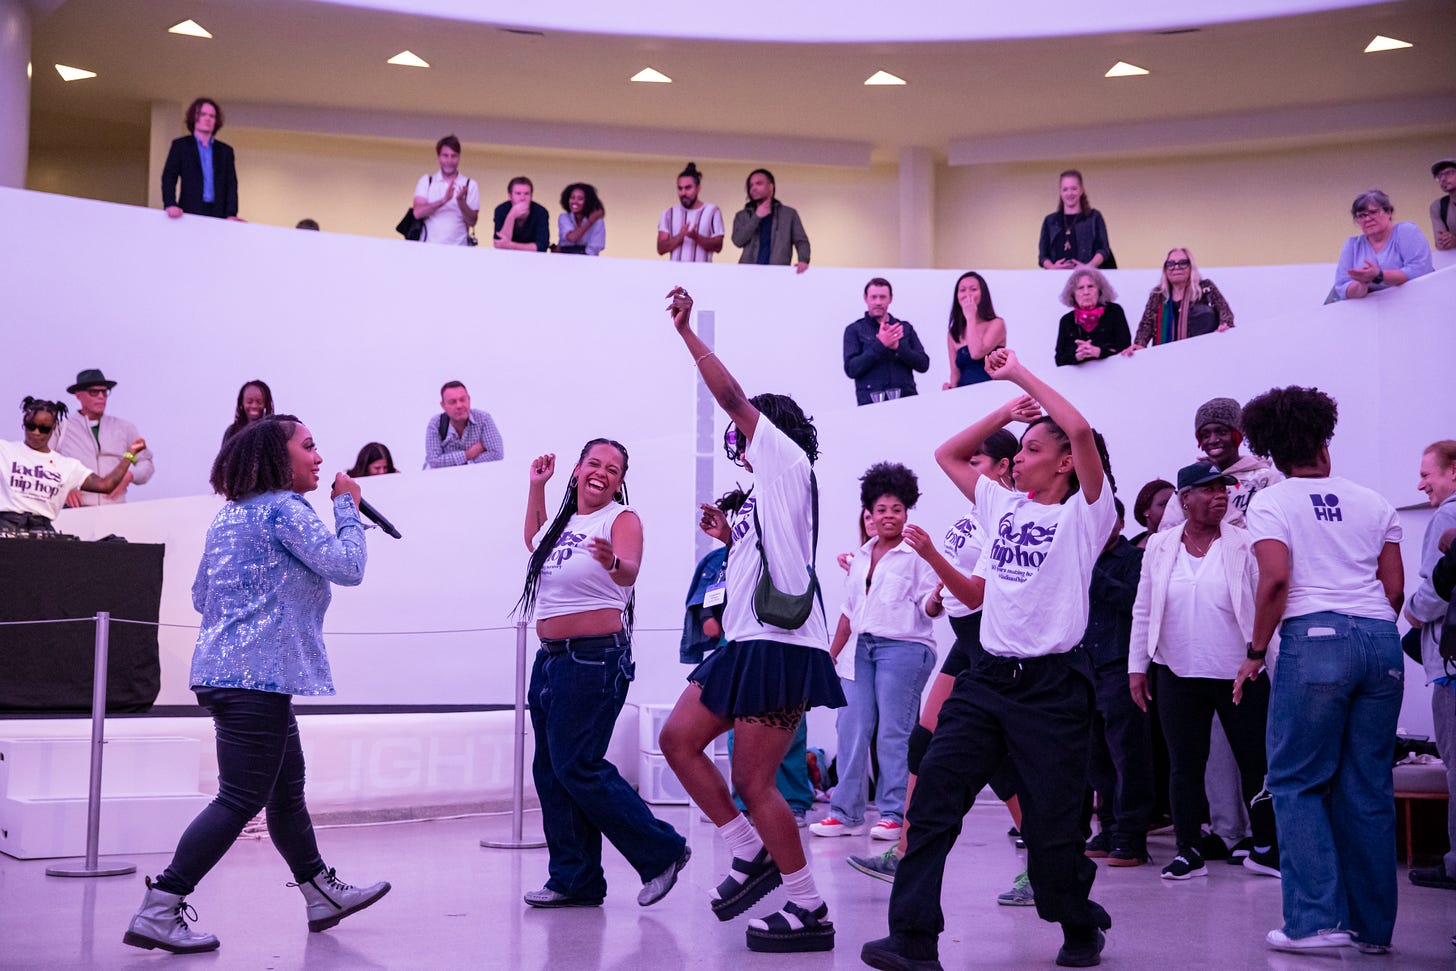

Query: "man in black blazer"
(161, 98), (240, 220)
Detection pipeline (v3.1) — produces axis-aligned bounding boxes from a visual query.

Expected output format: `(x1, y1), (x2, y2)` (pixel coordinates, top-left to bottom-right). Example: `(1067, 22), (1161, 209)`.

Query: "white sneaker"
(869, 819), (902, 841)
(1266, 929), (1352, 952)
(808, 816), (863, 837)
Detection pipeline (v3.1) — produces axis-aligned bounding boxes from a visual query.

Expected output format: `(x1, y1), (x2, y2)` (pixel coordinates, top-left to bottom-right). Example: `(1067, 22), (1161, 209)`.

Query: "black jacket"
(1055, 303), (1131, 366)
(842, 314), (929, 406)
(1079, 537), (1144, 669)
(1038, 209), (1115, 269)
(161, 135), (238, 217)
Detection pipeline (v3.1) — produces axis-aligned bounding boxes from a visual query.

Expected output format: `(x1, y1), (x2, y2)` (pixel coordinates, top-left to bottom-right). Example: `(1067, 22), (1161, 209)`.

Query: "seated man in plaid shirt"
(423, 380), (504, 469)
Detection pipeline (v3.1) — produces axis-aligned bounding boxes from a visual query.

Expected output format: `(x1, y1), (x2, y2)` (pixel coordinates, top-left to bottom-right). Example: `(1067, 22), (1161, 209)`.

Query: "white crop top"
(530, 502), (634, 621)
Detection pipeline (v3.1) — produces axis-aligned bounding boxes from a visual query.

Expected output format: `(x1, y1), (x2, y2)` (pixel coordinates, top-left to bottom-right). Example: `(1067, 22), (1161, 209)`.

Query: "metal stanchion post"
(47, 612), (137, 878)
(481, 620), (545, 849)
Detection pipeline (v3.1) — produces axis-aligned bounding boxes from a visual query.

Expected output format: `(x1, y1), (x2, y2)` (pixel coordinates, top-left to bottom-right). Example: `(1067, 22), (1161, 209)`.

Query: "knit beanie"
(1194, 397), (1242, 434)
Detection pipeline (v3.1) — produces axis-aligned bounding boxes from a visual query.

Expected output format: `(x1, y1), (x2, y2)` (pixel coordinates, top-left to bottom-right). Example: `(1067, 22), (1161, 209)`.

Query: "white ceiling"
(26, 0), (1456, 161)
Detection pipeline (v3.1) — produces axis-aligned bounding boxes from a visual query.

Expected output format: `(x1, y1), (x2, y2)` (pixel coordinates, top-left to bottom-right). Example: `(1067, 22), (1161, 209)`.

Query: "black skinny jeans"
(1151, 663), (1275, 850)
(155, 688), (325, 895)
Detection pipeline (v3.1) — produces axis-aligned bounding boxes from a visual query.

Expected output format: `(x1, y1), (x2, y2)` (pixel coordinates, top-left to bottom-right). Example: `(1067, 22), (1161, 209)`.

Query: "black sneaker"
(1195, 832), (1231, 862)
(1161, 847), (1207, 881)
(1243, 846), (1280, 878)
(1107, 843), (1148, 868)
(1226, 837), (1254, 864)
(1084, 832), (1112, 858)
(1410, 866), (1456, 890)
(1056, 928), (1106, 967)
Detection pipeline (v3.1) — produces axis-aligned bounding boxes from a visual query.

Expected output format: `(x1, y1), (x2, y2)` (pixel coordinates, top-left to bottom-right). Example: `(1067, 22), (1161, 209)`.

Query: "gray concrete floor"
(3, 803), (1454, 970)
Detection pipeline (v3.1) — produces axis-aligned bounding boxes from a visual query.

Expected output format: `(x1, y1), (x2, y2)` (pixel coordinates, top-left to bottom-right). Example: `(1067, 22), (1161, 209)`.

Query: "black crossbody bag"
(750, 471), (822, 629)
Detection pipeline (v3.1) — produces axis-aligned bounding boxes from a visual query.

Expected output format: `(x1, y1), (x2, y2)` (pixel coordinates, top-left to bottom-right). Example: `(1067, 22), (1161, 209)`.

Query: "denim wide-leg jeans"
(1266, 611), (1403, 946)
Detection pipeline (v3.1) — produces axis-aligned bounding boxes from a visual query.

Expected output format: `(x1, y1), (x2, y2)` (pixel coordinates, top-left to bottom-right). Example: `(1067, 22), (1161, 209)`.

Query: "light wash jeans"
(831, 633), (935, 825)
(1266, 611), (1402, 946)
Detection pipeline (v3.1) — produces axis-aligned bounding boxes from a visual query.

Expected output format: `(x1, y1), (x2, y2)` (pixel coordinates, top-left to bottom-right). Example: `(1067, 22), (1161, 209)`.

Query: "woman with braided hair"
(517, 439), (689, 910)
(0, 397), (145, 533)
(658, 286), (845, 954)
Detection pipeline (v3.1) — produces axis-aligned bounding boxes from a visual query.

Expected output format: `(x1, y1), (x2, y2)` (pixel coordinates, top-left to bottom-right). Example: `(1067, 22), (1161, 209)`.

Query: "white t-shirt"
(529, 503), (634, 622)
(1244, 475), (1401, 622)
(971, 475), (1117, 659)
(1154, 541), (1246, 678)
(0, 440), (91, 520)
(658, 203), (724, 262)
(414, 172), (481, 246)
(841, 537), (939, 650)
(722, 420), (829, 651)
(937, 513), (985, 618)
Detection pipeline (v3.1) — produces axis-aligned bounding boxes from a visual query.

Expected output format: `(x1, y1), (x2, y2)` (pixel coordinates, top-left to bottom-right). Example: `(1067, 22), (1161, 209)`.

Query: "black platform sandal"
(710, 847), (782, 922)
(745, 901), (835, 953)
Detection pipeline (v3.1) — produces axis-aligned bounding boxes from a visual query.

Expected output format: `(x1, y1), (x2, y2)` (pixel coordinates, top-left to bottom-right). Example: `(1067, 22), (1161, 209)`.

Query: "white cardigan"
(1128, 523), (1258, 675)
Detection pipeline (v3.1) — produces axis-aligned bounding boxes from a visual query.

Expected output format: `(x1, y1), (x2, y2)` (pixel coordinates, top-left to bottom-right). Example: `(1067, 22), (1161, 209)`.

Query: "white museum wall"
(1, 186), (1451, 748)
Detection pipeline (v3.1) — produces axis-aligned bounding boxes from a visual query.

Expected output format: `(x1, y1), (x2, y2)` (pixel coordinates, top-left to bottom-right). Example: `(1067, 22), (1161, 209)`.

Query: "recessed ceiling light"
(630, 67), (672, 83)
(387, 50), (430, 68)
(54, 64), (97, 82)
(1364, 35), (1412, 53)
(864, 70), (906, 86)
(168, 20), (212, 39)
(1105, 61), (1150, 78)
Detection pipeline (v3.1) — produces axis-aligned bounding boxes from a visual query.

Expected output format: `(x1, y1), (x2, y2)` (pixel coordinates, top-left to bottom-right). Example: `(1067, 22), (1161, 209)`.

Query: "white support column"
(897, 145), (934, 268)
(0, 0), (31, 189)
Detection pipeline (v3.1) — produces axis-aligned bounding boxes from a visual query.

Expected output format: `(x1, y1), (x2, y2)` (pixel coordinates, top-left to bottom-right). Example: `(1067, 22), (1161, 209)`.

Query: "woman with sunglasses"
(1127, 247), (1234, 353)
(0, 397), (144, 533)
(658, 287), (845, 954)
(515, 439), (689, 910)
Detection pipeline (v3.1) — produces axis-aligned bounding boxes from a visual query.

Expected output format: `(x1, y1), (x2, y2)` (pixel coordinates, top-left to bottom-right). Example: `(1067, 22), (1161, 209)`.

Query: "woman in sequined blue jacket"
(124, 416), (390, 956)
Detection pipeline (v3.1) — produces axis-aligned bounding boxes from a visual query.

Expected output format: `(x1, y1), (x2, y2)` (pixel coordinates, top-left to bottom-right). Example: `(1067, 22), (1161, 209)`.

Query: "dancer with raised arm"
(657, 287), (845, 953)
(863, 347), (1117, 970)
(517, 441), (689, 909)
(124, 416), (388, 954)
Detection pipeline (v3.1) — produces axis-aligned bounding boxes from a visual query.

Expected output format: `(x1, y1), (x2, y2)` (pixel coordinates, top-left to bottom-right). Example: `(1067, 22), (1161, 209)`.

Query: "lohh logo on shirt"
(10, 461), (64, 499)
(544, 531), (587, 571)
(987, 511), (1057, 577)
(1309, 493), (1342, 523)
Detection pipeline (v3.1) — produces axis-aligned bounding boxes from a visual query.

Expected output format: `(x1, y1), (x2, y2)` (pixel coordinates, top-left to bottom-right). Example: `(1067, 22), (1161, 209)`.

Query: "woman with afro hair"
(1234, 386), (1404, 956)
(812, 462), (938, 844)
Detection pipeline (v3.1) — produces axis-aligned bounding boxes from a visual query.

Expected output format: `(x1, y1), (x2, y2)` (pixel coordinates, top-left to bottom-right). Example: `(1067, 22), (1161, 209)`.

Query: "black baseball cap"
(1177, 461), (1237, 492)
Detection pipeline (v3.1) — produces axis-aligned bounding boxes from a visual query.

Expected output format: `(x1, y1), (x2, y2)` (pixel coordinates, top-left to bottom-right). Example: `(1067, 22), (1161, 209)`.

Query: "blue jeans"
(527, 635), (685, 900)
(156, 688), (325, 895)
(1266, 612), (1402, 945)
(831, 634), (935, 825)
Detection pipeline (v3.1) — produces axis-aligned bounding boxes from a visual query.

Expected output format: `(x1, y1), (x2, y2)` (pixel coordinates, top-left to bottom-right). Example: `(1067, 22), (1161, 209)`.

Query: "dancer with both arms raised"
(658, 286), (846, 953)
(863, 346), (1117, 970)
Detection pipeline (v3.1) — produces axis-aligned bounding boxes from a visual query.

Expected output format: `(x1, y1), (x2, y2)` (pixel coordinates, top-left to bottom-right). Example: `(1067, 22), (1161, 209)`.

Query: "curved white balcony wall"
(313, 0), (1381, 42)
(1, 187), (1447, 737)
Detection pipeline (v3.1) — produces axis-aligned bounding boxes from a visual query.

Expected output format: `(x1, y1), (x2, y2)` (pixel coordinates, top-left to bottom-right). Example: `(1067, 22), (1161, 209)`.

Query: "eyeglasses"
(79, 387), (110, 397)
(1353, 208), (1387, 220)
(723, 425), (745, 465)
(24, 421), (55, 434)
(1163, 259), (1191, 270)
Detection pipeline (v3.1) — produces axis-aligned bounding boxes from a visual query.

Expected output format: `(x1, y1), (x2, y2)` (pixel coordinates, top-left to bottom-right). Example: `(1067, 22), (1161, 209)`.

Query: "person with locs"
(863, 347), (1117, 971)
(123, 416), (388, 954)
(516, 441), (690, 909)
(657, 286), (844, 954)
(1160, 397), (1282, 532)
(0, 397), (146, 534)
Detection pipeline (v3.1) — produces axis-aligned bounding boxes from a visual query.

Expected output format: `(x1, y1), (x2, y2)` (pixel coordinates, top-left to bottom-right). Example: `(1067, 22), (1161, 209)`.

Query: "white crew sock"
(709, 814), (766, 898)
(780, 864), (823, 912)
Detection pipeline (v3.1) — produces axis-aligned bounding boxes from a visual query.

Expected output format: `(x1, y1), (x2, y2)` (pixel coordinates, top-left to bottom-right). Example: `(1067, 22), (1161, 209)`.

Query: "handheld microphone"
(358, 498), (402, 539)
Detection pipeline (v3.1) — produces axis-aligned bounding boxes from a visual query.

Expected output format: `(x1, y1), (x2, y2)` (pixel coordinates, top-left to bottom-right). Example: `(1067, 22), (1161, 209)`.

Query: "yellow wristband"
(123, 452), (137, 463)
